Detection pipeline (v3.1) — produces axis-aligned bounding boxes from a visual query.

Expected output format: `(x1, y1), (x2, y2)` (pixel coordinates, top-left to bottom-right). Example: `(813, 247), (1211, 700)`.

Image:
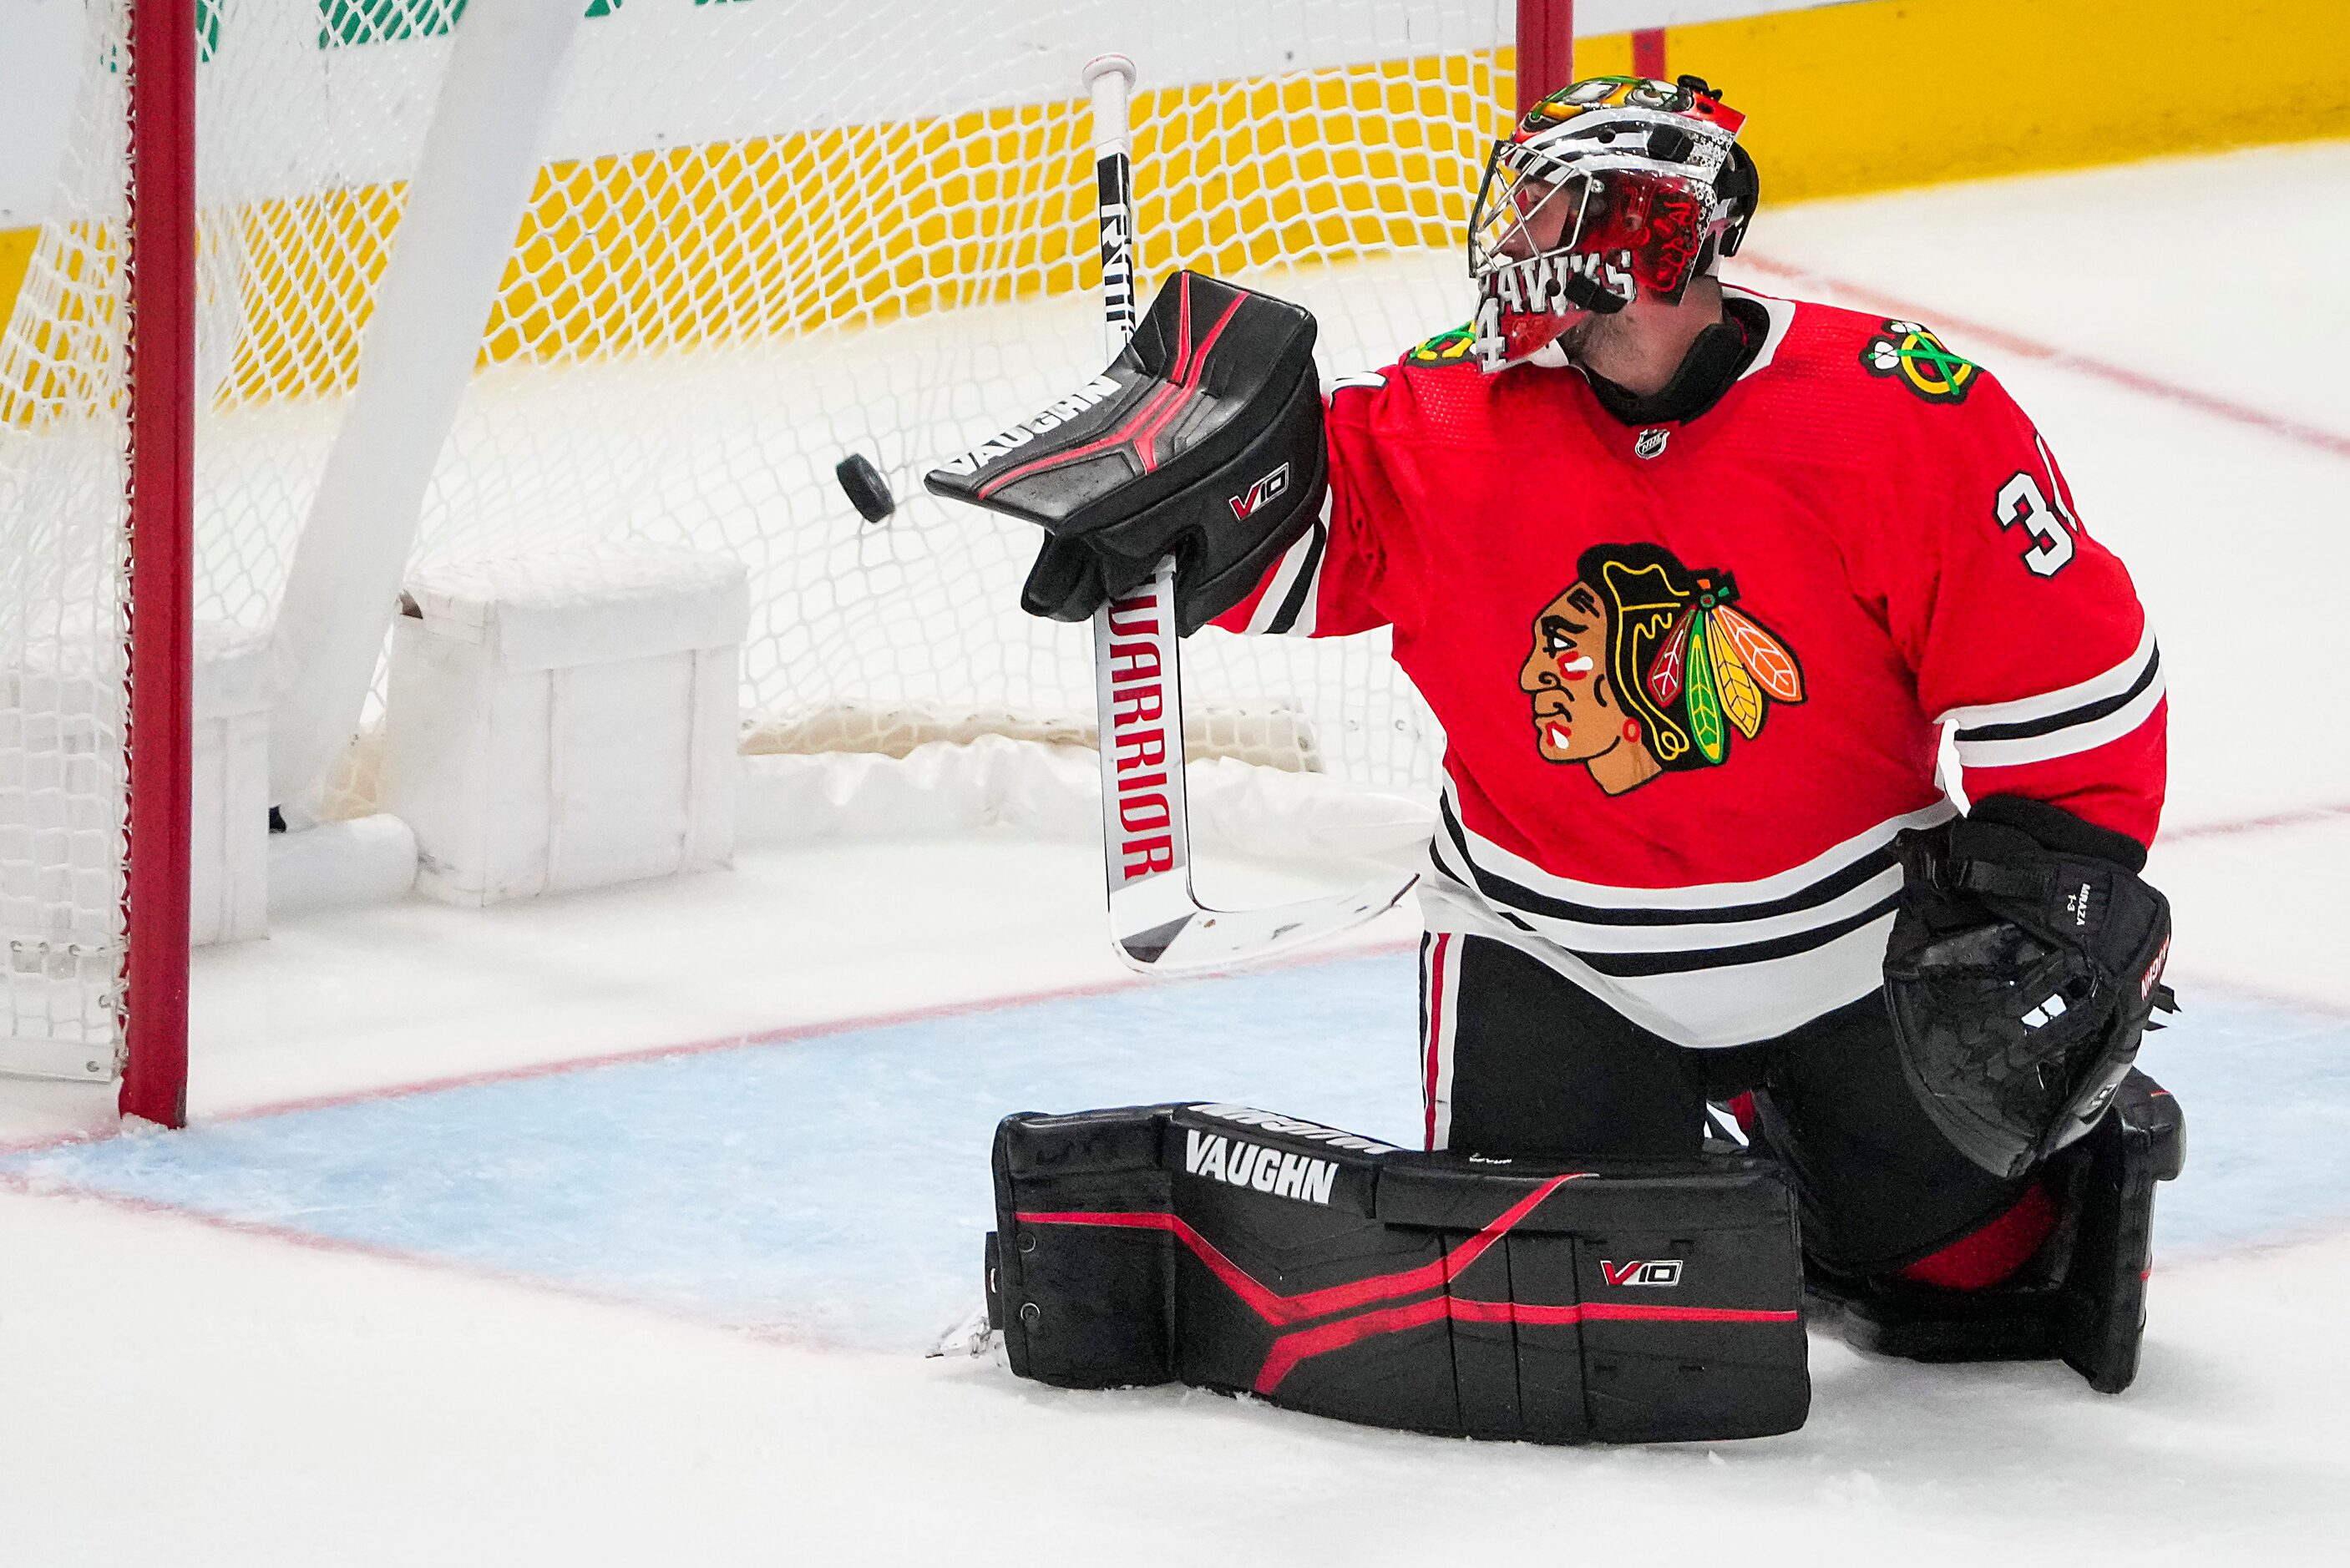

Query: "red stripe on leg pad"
(1021, 1171), (1795, 1395)
(1021, 1172), (1582, 1328)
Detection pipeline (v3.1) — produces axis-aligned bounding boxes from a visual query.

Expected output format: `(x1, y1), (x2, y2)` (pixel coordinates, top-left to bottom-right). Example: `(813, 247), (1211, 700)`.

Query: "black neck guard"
(1586, 294), (1770, 427)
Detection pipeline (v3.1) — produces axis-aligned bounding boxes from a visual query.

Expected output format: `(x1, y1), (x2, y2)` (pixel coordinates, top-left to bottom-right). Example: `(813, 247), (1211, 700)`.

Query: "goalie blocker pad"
(985, 1103), (1809, 1444)
(924, 271), (1327, 635)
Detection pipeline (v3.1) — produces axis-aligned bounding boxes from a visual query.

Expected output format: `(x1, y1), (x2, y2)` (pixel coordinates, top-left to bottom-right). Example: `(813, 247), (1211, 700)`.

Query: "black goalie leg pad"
(1806, 1069), (2183, 1393)
(986, 1103), (1810, 1444)
(2057, 1069), (2185, 1392)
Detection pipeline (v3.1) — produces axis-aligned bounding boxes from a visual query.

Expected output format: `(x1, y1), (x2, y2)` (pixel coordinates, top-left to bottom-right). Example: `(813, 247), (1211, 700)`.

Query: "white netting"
(0, 0), (134, 1075)
(1, 0), (1519, 1068)
(199, 0), (1507, 804)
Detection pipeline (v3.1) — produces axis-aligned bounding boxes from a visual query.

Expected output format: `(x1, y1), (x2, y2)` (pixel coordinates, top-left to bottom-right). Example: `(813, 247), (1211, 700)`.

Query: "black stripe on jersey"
(1263, 521), (1327, 635)
(1953, 644), (2162, 744)
(1428, 829), (1539, 934)
(1437, 794), (1898, 930)
(1562, 893), (1901, 977)
(1428, 825), (1476, 891)
(1427, 822), (1897, 977)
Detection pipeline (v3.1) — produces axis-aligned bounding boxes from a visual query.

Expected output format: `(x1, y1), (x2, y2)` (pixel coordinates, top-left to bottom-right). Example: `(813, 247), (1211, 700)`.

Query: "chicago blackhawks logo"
(1518, 544), (1805, 796)
(1861, 318), (1978, 403)
(1405, 321), (1481, 367)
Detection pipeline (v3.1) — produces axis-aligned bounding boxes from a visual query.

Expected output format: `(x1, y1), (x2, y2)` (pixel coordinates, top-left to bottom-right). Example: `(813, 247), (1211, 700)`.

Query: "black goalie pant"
(1418, 932), (2033, 1272)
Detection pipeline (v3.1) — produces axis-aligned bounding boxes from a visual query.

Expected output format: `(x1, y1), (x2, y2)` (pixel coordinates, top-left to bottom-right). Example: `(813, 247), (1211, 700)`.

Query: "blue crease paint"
(5, 959), (2338, 1352)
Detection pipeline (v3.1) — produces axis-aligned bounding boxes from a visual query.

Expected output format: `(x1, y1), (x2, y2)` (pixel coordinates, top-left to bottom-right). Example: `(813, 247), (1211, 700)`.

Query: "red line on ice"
(2162, 802), (2350, 841)
(0, 935), (1421, 1154)
(1735, 254), (2350, 462)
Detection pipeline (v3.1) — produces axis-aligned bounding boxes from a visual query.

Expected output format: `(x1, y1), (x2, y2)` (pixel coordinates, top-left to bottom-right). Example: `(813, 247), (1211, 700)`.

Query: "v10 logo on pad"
(1228, 462), (1290, 520)
(1600, 1259), (1684, 1287)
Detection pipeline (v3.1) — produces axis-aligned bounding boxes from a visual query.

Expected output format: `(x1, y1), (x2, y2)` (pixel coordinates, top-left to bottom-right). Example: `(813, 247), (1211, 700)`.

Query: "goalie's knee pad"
(985, 1102), (1810, 1444)
(1806, 1068), (2183, 1393)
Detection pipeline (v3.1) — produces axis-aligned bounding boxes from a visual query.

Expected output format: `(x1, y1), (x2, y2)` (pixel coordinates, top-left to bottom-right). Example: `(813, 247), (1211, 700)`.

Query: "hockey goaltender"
(928, 76), (2180, 1444)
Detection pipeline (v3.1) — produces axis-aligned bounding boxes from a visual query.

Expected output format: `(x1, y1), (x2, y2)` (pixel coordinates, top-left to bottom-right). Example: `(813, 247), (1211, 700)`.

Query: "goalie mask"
(1467, 74), (1758, 372)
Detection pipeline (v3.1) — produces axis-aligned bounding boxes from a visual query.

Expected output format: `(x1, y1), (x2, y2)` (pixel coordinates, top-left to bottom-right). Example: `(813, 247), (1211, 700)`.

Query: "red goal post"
(122, 0), (200, 1127)
(1519, 0), (1578, 110)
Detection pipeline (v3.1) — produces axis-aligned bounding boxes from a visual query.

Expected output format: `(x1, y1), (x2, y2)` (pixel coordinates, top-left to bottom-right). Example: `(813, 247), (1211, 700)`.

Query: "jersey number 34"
(1995, 469), (2076, 577)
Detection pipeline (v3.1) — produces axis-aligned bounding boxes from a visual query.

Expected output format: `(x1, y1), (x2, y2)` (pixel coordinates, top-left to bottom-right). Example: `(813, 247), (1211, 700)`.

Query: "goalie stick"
(1079, 54), (1413, 972)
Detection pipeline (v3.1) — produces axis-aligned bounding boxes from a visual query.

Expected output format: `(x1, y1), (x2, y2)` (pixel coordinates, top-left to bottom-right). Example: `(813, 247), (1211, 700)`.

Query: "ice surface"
(3, 955), (1430, 1350)
(5, 143), (2350, 1564)
(3, 959), (2344, 1357)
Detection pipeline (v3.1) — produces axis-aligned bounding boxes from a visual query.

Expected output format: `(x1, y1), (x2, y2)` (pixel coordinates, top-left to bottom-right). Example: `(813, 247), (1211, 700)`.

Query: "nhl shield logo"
(1633, 427), (1670, 459)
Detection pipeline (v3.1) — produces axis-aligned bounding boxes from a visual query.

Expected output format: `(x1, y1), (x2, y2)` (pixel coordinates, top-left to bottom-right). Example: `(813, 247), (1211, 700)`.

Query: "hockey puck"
(836, 453), (895, 523)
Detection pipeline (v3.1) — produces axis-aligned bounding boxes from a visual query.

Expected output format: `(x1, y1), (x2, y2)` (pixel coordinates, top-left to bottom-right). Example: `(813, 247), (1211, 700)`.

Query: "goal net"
(0, 0), (1540, 1104)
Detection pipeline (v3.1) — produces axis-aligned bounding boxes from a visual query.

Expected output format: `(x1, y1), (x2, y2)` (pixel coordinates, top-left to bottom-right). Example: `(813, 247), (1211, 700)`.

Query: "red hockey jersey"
(1213, 287), (2165, 1047)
